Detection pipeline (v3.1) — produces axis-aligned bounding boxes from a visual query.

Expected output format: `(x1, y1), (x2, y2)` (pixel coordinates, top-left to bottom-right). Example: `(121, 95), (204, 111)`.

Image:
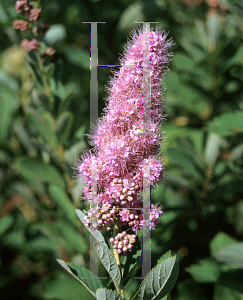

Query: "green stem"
(35, 52), (53, 104)
(113, 220), (125, 298)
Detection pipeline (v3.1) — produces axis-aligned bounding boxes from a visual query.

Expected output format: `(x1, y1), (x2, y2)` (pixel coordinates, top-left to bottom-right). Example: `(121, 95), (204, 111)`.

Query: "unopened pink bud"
(130, 214), (134, 220)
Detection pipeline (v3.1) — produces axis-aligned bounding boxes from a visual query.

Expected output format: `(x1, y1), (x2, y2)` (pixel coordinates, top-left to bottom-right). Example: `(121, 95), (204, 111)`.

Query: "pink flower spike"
(75, 26), (173, 247)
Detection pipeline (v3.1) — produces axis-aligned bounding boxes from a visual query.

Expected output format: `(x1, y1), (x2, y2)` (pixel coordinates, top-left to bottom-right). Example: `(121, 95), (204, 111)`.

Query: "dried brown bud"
(33, 23), (49, 36)
(42, 47), (56, 59)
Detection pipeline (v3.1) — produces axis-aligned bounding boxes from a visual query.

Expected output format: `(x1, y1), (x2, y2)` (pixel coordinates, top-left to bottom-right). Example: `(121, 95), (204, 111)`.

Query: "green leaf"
(123, 256), (142, 287)
(213, 285), (243, 300)
(33, 220), (88, 253)
(187, 259), (220, 283)
(134, 255), (179, 300)
(214, 243), (243, 268)
(204, 132), (223, 167)
(64, 140), (87, 165)
(172, 52), (194, 70)
(13, 121), (37, 157)
(207, 111), (243, 137)
(18, 158), (65, 188)
(49, 184), (77, 226)
(230, 64), (243, 81)
(157, 251), (172, 264)
(117, 2), (144, 31)
(75, 209), (106, 243)
(177, 279), (208, 300)
(218, 270), (243, 294)
(57, 259), (104, 298)
(210, 232), (238, 256)
(45, 24), (67, 45)
(42, 270), (92, 300)
(167, 147), (203, 180)
(93, 241), (121, 291)
(65, 48), (90, 70)
(96, 288), (125, 300)
(45, 63), (55, 82)
(0, 89), (17, 143)
(56, 111), (74, 145)
(0, 215), (14, 236)
(25, 106), (58, 150)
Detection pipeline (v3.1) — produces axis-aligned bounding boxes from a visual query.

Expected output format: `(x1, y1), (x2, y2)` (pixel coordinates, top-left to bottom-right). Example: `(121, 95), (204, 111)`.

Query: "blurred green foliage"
(0, 0), (243, 299)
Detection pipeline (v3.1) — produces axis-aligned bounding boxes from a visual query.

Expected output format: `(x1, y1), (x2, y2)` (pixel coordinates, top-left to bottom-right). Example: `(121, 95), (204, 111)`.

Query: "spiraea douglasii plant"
(56, 26), (179, 300)
(3, 0), (243, 299)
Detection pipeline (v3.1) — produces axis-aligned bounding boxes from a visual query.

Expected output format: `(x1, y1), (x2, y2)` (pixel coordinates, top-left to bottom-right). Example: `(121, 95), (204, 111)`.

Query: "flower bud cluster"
(107, 177), (140, 206)
(83, 204), (119, 231)
(12, 1), (55, 58)
(110, 232), (136, 255)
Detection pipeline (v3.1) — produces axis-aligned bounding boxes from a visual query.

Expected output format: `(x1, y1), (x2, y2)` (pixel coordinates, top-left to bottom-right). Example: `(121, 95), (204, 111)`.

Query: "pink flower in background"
(12, 20), (28, 32)
(15, 0), (30, 14)
(20, 38), (40, 52)
(28, 8), (41, 22)
(75, 27), (172, 254)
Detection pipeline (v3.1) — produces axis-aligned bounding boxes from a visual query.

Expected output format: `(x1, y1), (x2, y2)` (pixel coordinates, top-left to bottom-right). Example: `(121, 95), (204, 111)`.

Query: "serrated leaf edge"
(57, 258), (103, 298)
(133, 255), (179, 300)
(96, 288), (125, 300)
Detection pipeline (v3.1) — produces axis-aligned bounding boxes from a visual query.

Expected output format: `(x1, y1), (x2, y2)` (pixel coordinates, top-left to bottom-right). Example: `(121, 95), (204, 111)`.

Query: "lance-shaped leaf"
(133, 255), (179, 300)
(96, 288), (125, 300)
(93, 241), (121, 291)
(123, 256), (142, 287)
(57, 259), (104, 298)
(75, 209), (105, 243)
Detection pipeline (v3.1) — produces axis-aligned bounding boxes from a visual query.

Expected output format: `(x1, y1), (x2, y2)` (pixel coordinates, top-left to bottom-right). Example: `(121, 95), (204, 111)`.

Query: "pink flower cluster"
(76, 27), (172, 254)
(12, 20), (28, 32)
(15, 1), (41, 21)
(12, 1), (54, 57)
(20, 38), (40, 52)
